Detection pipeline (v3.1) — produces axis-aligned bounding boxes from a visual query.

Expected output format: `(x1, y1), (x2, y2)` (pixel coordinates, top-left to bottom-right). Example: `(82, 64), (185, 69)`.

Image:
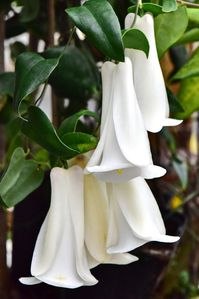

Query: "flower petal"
(106, 183), (147, 253)
(87, 164), (166, 183)
(67, 167), (98, 285)
(84, 174), (138, 264)
(19, 277), (41, 285)
(21, 167), (97, 288)
(113, 57), (152, 166)
(86, 59), (166, 183)
(163, 118), (183, 126)
(125, 13), (182, 132)
(107, 178), (179, 253)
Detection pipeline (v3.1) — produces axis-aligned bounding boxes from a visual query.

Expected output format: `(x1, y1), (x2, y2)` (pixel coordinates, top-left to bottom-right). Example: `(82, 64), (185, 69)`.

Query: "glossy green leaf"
(43, 46), (100, 100)
(22, 106), (79, 158)
(0, 72), (15, 97)
(155, 6), (188, 58)
(0, 147), (44, 207)
(14, 52), (58, 115)
(66, 0), (124, 61)
(10, 41), (27, 61)
(58, 109), (99, 136)
(162, 0), (177, 13)
(172, 48), (199, 80)
(128, 3), (163, 17)
(61, 132), (98, 153)
(176, 28), (199, 45)
(187, 8), (199, 27)
(122, 28), (149, 57)
(175, 76), (199, 119)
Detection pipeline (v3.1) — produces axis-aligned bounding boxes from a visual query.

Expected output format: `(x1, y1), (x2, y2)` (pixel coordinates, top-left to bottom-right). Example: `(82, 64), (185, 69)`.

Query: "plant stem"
(131, 0), (142, 28)
(47, 0), (59, 128)
(177, 0), (199, 7)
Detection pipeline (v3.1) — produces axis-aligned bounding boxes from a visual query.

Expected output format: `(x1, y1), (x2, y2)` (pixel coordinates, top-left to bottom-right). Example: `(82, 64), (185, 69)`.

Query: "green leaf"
(176, 28), (199, 45)
(61, 132), (98, 153)
(43, 46), (100, 100)
(58, 109), (100, 137)
(14, 52), (59, 116)
(22, 106), (79, 159)
(128, 3), (163, 17)
(187, 8), (199, 27)
(155, 6), (188, 58)
(175, 76), (199, 119)
(162, 0), (177, 13)
(172, 48), (199, 80)
(0, 147), (44, 207)
(10, 41), (27, 61)
(0, 72), (15, 97)
(167, 88), (184, 114)
(122, 28), (149, 57)
(66, 0), (124, 62)
(173, 159), (188, 190)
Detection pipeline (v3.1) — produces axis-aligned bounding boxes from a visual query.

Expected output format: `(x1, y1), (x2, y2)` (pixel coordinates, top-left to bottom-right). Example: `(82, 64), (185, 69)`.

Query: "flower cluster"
(20, 13), (181, 288)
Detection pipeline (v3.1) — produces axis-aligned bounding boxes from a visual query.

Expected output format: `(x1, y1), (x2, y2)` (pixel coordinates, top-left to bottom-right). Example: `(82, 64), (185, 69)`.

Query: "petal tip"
(164, 118), (183, 127)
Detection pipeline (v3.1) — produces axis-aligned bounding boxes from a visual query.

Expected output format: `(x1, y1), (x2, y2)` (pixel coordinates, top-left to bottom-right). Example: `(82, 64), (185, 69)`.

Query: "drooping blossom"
(125, 13), (182, 133)
(106, 177), (179, 254)
(20, 166), (97, 288)
(84, 174), (138, 268)
(86, 58), (165, 183)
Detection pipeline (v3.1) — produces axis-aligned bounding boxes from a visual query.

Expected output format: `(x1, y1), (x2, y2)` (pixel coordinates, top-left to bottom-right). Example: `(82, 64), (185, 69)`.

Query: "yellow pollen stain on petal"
(117, 169), (123, 175)
(54, 275), (67, 282)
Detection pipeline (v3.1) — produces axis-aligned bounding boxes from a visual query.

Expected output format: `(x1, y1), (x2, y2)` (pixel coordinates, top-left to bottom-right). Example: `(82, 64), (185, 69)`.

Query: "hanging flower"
(125, 13), (182, 133)
(84, 174), (138, 268)
(20, 166), (97, 288)
(86, 58), (165, 183)
(106, 177), (179, 254)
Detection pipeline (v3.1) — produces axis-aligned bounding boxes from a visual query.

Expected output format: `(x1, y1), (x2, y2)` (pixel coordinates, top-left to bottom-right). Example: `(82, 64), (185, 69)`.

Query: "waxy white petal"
(84, 174), (138, 266)
(19, 277), (41, 285)
(20, 166), (97, 288)
(125, 13), (182, 132)
(107, 177), (179, 254)
(86, 58), (166, 182)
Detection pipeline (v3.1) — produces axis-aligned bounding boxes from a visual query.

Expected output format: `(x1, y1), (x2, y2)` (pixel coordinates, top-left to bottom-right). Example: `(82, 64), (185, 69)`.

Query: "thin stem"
(131, 0), (142, 28)
(35, 82), (49, 106)
(177, 0), (199, 7)
(57, 26), (76, 60)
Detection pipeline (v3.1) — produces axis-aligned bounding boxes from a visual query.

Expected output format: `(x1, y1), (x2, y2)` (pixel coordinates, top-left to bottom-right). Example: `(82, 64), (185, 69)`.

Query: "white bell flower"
(106, 177), (180, 254)
(20, 166), (97, 288)
(84, 174), (138, 268)
(86, 58), (165, 183)
(125, 13), (182, 133)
